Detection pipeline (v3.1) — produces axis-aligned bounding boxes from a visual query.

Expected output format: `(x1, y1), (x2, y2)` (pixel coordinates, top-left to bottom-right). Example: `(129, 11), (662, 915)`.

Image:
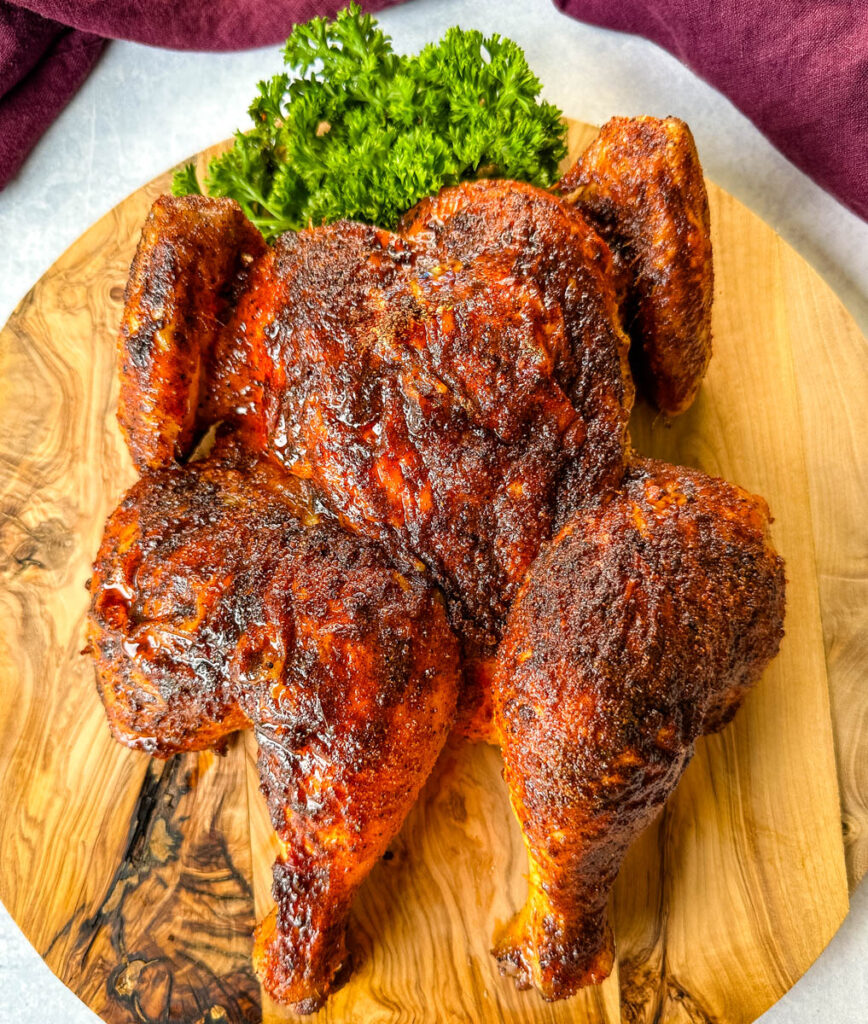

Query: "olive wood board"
(0, 119), (865, 1024)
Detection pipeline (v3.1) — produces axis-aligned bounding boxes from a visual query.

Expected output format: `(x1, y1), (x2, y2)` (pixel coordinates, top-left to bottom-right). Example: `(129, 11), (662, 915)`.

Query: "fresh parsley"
(172, 3), (567, 240)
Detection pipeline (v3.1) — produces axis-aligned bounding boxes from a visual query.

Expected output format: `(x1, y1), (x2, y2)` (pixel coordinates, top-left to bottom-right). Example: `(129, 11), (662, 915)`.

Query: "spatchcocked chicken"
(87, 116), (785, 1012)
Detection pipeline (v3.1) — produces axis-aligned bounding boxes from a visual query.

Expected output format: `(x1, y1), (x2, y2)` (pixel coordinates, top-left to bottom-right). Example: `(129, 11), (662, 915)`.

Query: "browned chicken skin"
(492, 458), (785, 999)
(205, 184), (633, 734)
(87, 452), (459, 1011)
(117, 195), (266, 470)
(88, 116), (785, 1010)
(558, 116), (713, 415)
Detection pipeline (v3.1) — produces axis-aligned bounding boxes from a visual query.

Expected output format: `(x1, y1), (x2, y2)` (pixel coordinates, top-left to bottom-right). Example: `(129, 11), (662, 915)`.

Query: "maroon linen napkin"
(0, 4), (104, 188)
(0, 0), (399, 189)
(556, 1), (867, 221)
(1, 1), (865, 222)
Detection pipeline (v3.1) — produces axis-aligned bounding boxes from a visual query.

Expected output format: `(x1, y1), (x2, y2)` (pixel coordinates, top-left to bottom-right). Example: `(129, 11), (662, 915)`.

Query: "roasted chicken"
(89, 115), (785, 1011)
(87, 449), (460, 1011)
(492, 458), (785, 999)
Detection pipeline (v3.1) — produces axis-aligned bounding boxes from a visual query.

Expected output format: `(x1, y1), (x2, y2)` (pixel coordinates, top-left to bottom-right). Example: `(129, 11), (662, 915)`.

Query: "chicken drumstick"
(492, 458), (785, 999)
(87, 452), (459, 1012)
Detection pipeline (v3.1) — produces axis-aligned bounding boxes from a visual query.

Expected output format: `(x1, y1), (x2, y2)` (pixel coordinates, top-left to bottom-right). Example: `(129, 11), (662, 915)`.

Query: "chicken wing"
(559, 116), (713, 416)
(117, 195), (265, 470)
(87, 452), (460, 1012)
(491, 458), (785, 999)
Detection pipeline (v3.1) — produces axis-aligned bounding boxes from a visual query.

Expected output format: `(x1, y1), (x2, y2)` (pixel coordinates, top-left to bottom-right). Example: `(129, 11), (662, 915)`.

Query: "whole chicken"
(89, 115), (785, 1011)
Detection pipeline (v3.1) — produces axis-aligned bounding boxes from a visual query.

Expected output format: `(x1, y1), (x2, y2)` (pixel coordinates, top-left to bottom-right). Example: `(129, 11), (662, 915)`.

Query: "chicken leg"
(491, 458), (785, 999)
(87, 452), (460, 1012)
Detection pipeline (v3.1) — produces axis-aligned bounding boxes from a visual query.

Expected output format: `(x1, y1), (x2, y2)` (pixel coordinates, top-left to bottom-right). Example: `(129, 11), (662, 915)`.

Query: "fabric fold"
(1, 0), (864, 221)
(0, 6), (104, 188)
(555, 1), (867, 220)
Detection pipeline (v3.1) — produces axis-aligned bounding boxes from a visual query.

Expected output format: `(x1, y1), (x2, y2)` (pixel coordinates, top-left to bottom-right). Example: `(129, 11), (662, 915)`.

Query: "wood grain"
(0, 121), (863, 1024)
(778, 249), (868, 888)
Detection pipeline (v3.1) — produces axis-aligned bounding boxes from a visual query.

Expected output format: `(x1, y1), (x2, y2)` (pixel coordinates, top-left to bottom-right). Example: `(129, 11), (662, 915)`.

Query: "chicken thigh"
(87, 451), (459, 1012)
(491, 458), (785, 999)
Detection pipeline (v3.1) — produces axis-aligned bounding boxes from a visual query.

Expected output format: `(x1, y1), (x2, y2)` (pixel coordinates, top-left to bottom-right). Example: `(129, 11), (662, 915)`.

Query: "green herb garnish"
(172, 3), (566, 240)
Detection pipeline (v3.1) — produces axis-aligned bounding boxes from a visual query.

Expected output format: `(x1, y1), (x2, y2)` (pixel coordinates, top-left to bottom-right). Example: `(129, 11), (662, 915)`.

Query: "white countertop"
(1, 0), (866, 1020)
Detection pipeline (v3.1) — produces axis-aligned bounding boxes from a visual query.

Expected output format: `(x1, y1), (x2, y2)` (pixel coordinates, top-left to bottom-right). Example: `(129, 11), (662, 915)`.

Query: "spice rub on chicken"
(88, 116), (784, 1011)
(87, 450), (460, 1012)
(491, 458), (784, 999)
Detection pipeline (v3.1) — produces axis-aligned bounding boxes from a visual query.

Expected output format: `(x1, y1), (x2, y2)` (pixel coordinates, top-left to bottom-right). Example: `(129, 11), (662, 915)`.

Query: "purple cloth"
(0, 5), (104, 187)
(0, 1), (399, 188)
(556, 1), (867, 221)
(1, 1), (865, 222)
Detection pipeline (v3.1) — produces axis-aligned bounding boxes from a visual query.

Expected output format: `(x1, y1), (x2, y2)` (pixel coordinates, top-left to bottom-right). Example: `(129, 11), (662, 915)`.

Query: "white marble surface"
(0, 0), (865, 1020)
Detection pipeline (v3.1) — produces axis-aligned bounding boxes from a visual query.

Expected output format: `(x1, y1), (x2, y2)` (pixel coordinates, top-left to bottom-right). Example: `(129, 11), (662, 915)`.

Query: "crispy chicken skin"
(89, 116), (784, 1009)
(400, 179), (634, 512)
(206, 183), (632, 735)
(117, 194), (265, 470)
(491, 458), (785, 999)
(87, 453), (459, 1012)
(558, 116), (713, 416)
(209, 192), (631, 644)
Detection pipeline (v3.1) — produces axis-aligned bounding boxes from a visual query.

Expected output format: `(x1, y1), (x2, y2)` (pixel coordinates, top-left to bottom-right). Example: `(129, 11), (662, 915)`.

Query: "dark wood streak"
(616, 807), (720, 1024)
(48, 747), (262, 1024)
(661, 977), (719, 1024)
(616, 812), (669, 1024)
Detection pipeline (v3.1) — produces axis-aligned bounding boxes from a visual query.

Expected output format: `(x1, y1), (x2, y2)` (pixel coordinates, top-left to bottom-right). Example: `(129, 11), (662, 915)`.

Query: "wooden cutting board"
(0, 120), (865, 1024)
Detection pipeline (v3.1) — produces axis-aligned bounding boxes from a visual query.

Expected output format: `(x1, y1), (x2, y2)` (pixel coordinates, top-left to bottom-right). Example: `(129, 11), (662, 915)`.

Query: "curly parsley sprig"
(172, 3), (566, 240)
